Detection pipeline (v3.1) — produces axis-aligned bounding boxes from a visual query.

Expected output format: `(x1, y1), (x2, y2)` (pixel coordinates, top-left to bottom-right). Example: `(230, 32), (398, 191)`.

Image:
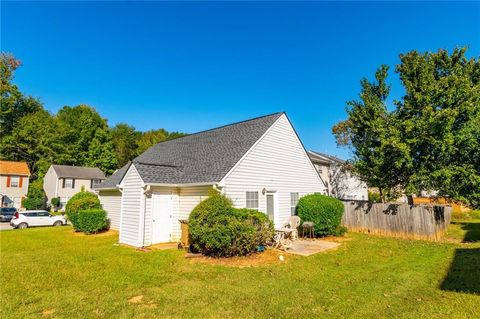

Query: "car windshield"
(1, 208), (16, 214)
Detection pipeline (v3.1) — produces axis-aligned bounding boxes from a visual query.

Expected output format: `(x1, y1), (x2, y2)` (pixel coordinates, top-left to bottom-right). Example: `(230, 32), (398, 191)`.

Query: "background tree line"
(0, 53), (185, 186)
(333, 48), (480, 208)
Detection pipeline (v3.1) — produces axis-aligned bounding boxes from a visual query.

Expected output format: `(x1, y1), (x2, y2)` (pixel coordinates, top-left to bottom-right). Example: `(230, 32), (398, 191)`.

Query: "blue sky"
(2, 1), (479, 159)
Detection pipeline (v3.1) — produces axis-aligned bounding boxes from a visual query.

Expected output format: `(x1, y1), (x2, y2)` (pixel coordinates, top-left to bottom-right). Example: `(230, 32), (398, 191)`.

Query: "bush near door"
(297, 194), (345, 237)
(189, 192), (274, 257)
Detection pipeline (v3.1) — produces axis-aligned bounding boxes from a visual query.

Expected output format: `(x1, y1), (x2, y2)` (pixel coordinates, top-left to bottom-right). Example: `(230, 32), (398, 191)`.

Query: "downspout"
(140, 185), (151, 247)
(117, 186), (124, 244)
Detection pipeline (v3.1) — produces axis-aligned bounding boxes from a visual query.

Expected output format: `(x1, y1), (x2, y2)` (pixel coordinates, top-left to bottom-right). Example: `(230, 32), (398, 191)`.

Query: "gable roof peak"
(132, 112), (284, 184)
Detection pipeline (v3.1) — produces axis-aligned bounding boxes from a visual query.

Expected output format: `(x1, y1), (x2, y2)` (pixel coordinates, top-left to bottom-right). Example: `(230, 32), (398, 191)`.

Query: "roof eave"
(146, 182), (216, 188)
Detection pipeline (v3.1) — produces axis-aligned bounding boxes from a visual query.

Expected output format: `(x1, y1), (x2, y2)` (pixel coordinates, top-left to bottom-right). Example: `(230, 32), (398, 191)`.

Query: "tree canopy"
(333, 48), (480, 208)
(0, 52), (185, 182)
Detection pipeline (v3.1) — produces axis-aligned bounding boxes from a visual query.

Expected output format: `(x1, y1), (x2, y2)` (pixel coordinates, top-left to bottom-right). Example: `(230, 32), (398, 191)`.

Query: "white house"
(308, 151), (368, 201)
(95, 112), (326, 247)
(43, 165), (106, 209)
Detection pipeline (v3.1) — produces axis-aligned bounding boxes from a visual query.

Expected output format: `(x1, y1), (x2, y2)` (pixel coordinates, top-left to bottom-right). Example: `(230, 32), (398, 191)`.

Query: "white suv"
(10, 210), (67, 229)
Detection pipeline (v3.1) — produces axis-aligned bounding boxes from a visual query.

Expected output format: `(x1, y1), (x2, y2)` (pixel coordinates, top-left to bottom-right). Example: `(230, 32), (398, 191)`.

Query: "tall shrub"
(23, 179), (45, 209)
(188, 192), (274, 257)
(297, 194), (345, 236)
(65, 191), (102, 231)
(77, 209), (108, 234)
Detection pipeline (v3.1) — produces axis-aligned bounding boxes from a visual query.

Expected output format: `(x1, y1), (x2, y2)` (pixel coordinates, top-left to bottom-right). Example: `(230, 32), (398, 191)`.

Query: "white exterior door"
(151, 193), (173, 244)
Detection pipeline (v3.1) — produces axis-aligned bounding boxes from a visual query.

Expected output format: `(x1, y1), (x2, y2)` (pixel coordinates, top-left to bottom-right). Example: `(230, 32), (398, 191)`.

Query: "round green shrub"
(65, 191), (102, 231)
(77, 209), (108, 234)
(188, 193), (274, 257)
(297, 194), (345, 237)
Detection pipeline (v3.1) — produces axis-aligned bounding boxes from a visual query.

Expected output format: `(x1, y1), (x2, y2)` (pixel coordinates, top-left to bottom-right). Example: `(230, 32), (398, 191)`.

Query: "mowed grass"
(1, 224), (479, 319)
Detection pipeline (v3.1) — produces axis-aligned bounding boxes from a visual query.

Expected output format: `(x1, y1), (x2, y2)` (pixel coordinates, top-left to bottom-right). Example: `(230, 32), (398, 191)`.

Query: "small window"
(10, 176), (20, 187)
(64, 178), (73, 188)
(90, 179), (102, 188)
(246, 192), (259, 209)
(26, 212), (38, 217)
(290, 193), (299, 215)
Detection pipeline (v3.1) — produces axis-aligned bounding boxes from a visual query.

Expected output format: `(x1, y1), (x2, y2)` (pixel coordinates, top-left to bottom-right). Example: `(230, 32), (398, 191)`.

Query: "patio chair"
(283, 216), (301, 240)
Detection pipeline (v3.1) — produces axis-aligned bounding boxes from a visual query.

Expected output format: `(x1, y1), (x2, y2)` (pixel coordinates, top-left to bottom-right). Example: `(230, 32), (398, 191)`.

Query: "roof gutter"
(145, 182), (217, 188)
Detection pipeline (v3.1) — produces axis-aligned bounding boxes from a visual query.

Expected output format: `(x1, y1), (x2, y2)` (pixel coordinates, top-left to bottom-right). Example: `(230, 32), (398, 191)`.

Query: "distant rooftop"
(308, 151), (346, 165)
(51, 165), (106, 179)
(0, 160), (31, 176)
(94, 163), (130, 189)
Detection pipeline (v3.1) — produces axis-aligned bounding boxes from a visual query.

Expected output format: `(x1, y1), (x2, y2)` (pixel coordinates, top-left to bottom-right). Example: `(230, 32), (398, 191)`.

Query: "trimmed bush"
(297, 194), (345, 237)
(65, 191), (102, 231)
(77, 209), (108, 234)
(188, 192), (274, 257)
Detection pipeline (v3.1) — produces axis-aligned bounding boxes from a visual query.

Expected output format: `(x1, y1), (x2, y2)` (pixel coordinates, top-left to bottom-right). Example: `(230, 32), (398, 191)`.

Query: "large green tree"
(86, 128), (118, 175)
(0, 53), (42, 150)
(2, 110), (74, 178)
(1, 52), (186, 180)
(111, 123), (140, 166)
(56, 105), (108, 165)
(334, 48), (480, 207)
(136, 129), (185, 154)
(333, 66), (412, 201)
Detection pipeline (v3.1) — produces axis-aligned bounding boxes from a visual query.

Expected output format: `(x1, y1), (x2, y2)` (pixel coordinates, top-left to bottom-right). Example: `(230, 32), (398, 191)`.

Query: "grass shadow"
(440, 248), (480, 294)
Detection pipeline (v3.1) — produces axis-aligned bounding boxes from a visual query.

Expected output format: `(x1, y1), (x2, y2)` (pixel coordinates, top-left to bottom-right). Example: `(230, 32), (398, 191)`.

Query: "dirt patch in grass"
(128, 295), (144, 304)
(189, 249), (290, 267)
(42, 309), (55, 317)
(72, 229), (119, 237)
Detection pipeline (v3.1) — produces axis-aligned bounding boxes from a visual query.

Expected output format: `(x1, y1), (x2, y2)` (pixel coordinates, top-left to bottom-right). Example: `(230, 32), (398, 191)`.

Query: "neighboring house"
(0, 161), (30, 209)
(95, 112), (326, 247)
(43, 165), (106, 209)
(308, 151), (368, 201)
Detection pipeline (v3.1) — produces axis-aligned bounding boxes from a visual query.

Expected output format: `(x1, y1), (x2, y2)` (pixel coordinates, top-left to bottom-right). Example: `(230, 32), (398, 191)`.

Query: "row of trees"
(0, 53), (184, 186)
(333, 48), (480, 208)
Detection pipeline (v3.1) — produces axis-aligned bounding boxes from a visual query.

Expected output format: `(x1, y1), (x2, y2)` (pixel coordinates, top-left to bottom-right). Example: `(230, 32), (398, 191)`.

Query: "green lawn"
(1, 222), (479, 319)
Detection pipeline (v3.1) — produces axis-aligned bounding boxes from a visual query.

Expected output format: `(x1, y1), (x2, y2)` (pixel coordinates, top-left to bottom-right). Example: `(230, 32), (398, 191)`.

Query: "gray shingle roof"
(94, 163), (130, 190)
(52, 165), (106, 179)
(308, 151), (346, 165)
(132, 112), (284, 185)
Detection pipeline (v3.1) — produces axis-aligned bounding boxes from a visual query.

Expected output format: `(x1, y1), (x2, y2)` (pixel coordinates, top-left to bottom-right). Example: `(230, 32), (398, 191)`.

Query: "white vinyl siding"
(246, 191), (259, 209)
(174, 186), (210, 241)
(223, 114), (325, 226)
(98, 190), (122, 230)
(119, 165), (144, 247)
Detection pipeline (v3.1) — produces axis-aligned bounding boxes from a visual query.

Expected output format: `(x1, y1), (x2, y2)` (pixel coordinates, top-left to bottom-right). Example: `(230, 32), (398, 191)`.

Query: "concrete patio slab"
(286, 239), (340, 256)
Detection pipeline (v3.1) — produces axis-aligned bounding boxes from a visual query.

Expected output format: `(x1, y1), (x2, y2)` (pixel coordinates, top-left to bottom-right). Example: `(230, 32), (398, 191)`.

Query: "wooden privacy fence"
(341, 201), (452, 241)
